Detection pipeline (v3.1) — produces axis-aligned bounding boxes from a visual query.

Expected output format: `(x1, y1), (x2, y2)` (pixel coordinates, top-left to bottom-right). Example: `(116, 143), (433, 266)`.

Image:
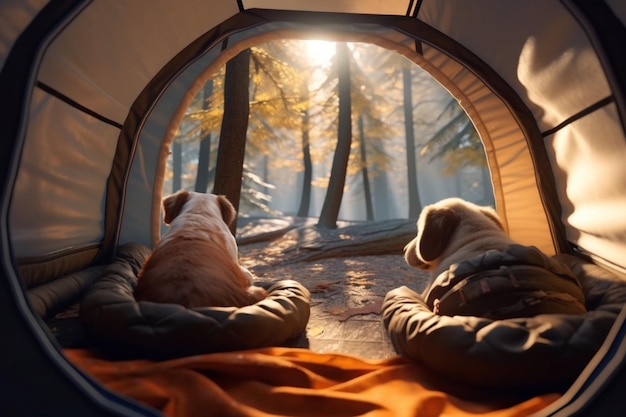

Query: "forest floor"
(236, 216), (430, 359)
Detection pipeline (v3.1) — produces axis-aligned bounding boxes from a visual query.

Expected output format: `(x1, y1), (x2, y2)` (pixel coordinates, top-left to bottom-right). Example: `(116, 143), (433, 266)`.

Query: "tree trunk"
(403, 66), (422, 218)
(278, 219), (416, 264)
(317, 42), (352, 229)
(213, 49), (251, 235)
(297, 90), (312, 217)
(195, 79), (214, 193)
(358, 115), (374, 221)
(172, 139), (182, 193)
(262, 154), (270, 195)
(481, 165), (494, 205)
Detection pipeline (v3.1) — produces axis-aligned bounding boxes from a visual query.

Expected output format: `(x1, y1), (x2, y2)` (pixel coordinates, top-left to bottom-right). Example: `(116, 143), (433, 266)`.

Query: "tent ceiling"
(38, 0), (240, 124)
(243, 0), (412, 15)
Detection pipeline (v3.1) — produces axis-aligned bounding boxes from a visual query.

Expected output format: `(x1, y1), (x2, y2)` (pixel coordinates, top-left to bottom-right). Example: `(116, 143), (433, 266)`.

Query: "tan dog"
(404, 197), (586, 319)
(404, 197), (511, 278)
(135, 190), (267, 308)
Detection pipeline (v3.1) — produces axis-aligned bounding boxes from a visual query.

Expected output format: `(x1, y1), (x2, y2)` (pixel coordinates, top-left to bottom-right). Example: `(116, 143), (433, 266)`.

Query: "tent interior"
(1, 1), (626, 416)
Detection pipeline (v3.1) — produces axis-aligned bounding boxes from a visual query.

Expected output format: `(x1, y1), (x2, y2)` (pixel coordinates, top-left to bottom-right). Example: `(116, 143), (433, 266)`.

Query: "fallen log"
(273, 219), (417, 264)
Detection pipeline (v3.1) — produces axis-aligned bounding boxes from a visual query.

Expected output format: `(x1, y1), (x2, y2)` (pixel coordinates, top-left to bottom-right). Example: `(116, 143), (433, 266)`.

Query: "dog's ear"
(162, 190), (190, 225)
(481, 207), (505, 231)
(217, 195), (236, 226)
(404, 238), (424, 267)
(417, 207), (460, 262)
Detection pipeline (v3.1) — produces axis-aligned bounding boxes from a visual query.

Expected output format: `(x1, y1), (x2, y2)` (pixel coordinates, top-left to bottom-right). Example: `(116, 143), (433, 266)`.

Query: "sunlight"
(304, 40), (336, 66)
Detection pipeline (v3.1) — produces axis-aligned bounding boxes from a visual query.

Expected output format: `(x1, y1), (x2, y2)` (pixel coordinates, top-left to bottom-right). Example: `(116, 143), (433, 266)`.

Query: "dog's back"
(135, 236), (262, 308)
(135, 190), (266, 308)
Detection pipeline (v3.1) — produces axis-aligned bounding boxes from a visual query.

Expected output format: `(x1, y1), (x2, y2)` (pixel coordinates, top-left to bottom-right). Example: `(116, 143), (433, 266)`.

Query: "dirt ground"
(237, 217), (431, 359)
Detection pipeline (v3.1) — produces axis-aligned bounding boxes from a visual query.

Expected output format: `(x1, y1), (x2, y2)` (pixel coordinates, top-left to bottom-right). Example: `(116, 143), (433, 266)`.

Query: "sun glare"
(304, 40), (336, 66)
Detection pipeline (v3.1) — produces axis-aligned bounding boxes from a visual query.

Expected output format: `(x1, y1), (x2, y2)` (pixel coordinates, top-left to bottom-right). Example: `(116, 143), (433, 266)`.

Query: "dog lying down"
(404, 197), (586, 319)
(135, 190), (267, 308)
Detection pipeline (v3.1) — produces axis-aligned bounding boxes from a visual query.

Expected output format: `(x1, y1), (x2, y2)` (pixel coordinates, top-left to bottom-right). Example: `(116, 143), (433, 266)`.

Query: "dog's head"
(404, 197), (505, 271)
(162, 190), (236, 226)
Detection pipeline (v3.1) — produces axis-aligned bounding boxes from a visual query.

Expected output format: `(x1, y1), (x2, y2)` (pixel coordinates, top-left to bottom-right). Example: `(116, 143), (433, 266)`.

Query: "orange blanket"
(65, 348), (559, 417)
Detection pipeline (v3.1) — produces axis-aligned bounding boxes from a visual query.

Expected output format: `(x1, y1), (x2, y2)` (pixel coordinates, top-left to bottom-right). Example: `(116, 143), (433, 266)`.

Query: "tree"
(297, 82), (313, 217)
(341, 43), (395, 221)
(172, 139), (182, 192)
(363, 48), (426, 219)
(403, 66), (422, 218)
(420, 98), (484, 173)
(213, 49), (251, 234)
(175, 41), (312, 217)
(317, 42), (352, 229)
(195, 79), (214, 192)
(243, 41), (310, 215)
(357, 115), (374, 220)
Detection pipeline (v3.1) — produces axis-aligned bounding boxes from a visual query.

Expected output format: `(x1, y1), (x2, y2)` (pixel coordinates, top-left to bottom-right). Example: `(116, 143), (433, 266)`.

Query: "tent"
(1, 0), (625, 415)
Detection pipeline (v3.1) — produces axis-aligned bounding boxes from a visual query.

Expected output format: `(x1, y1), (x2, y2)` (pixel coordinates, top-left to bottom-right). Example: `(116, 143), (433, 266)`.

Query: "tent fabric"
(27, 264), (105, 318)
(18, 245), (101, 290)
(64, 347), (560, 417)
(545, 105), (626, 270)
(79, 243), (311, 359)
(382, 254), (626, 390)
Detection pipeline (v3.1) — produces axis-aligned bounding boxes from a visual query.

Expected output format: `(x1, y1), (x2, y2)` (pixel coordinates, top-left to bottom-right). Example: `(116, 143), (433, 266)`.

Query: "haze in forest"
(165, 39), (493, 227)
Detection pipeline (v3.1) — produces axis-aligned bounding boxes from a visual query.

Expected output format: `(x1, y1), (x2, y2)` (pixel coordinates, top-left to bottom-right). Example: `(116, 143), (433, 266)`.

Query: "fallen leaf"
(307, 326), (325, 337)
(310, 280), (343, 293)
(329, 297), (384, 322)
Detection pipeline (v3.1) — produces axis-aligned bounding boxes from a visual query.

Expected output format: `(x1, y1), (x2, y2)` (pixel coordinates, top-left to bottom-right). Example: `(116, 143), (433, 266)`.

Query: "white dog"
(403, 197), (586, 319)
(404, 197), (509, 278)
(135, 190), (267, 308)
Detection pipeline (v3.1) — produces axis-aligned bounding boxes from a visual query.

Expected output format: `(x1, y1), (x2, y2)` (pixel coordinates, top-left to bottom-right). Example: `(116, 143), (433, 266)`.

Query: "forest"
(164, 39), (494, 228)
